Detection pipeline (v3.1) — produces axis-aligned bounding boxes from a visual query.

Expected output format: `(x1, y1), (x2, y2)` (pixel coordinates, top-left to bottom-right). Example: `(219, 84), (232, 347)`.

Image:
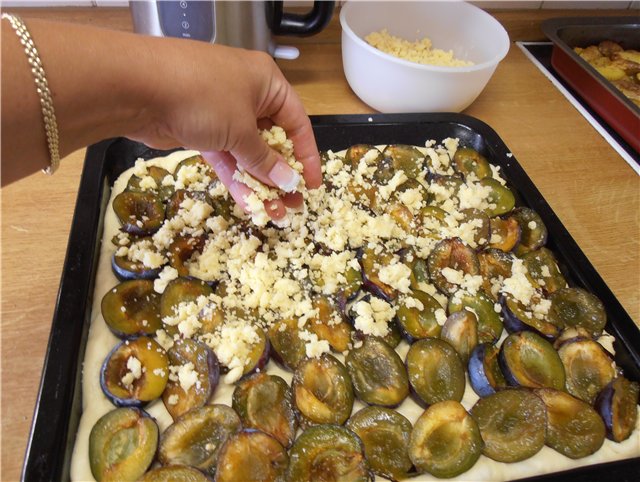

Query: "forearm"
(1, 18), (159, 185)
(1, 15), (321, 215)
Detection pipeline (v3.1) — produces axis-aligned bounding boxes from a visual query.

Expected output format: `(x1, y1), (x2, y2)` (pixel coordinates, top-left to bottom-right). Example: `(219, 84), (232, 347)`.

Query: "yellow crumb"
(365, 29), (473, 67)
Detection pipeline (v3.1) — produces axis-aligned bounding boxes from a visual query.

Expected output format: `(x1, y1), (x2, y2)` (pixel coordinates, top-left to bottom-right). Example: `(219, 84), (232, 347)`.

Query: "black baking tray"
(22, 114), (640, 481)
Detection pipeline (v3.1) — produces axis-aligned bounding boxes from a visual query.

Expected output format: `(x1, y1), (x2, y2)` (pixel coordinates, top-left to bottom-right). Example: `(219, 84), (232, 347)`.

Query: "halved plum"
(167, 235), (206, 277)
(113, 191), (165, 236)
(429, 175), (463, 208)
(339, 265), (363, 303)
(138, 465), (209, 482)
(499, 331), (565, 390)
(100, 336), (169, 406)
(377, 144), (424, 181)
(197, 302), (225, 336)
(548, 287), (607, 338)
(345, 336), (409, 407)
(345, 144), (382, 169)
(158, 404), (241, 475)
(292, 353), (354, 427)
(286, 424), (371, 482)
(478, 248), (514, 300)
(215, 430), (289, 482)
(419, 206), (448, 236)
(522, 247), (567, 294)
(468, 343), (507, 398)
(348, 299), (403, 348)
(309, 296), (353, 353)
(127, 165), (174, 202)
(111, 258), (161, 283)
(440, 310), (478, 364)
(427, 238), (480, 295)
(232, 372), (297, 448)
(174, 154), (216, 184)
(488, 216), (521, 252)
(479, 178), (515, 217)
(111, 242), (163, 281)
(101, 280), (162, 338)
(409, 400), (483, 478)
(470, 389), (546, 463)
(459, 208), (491, 248)
(396, 289), (442, 342)
(160, 277), (214, 336)
(594, 376), (640, 442)
(501, 293), (560, 340)
(238, 328), (270, 379)
(346, 179), (380, 211)
(511, 207), (548, 255)
(394, 177), (431, 204)
(406, 338), (466, 406)
(162, 339), (220, 420)
(358, 246), (397, 301)
(384, 201), (415, 232)
(452, 147), (491, 179)
(210, 187), (235, 221)
(535, 388), (605, 458)
(404, 253), (430, 290)
(448, 290), (503, 344)
(553, 327), (594, 349)
(557, 337), (616, 404)
(89, 407), (158, 482)
(267, 318), (307, 371)
(166, 189), (213, 220)
(346, 406), (413, 480)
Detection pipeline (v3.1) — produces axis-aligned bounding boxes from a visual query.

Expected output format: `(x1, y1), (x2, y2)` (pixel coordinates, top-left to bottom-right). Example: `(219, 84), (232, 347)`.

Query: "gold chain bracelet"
(3, 13), (60, 175)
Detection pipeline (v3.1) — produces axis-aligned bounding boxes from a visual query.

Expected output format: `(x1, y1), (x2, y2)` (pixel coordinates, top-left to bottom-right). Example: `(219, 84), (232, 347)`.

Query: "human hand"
(127, 40), (322, 220)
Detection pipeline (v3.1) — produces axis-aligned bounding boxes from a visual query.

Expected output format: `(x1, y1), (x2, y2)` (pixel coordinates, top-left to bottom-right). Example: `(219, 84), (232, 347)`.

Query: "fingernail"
(268, 160), (300, 193)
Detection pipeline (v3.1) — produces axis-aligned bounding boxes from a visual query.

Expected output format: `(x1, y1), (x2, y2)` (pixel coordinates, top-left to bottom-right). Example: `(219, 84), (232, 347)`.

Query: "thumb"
(231, 130), (301, 193)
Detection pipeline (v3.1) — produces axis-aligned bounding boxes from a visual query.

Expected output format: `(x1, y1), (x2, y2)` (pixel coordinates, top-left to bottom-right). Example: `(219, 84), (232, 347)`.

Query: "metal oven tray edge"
(542, 17), (640, 153)
(21, 113), (640, 481)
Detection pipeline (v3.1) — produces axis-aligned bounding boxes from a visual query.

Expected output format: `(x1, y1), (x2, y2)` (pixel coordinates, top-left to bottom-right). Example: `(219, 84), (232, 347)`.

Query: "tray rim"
(21, 113), (640, 482)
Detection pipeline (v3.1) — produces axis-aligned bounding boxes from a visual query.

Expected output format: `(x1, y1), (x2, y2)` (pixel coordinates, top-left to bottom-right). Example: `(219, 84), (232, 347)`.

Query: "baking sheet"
(541, 17), (640, 155)
(21, 113), (640, 481)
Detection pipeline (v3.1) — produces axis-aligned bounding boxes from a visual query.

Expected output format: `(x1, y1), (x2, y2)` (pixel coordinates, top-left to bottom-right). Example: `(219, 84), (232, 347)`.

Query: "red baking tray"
(542, 17), (640, 153)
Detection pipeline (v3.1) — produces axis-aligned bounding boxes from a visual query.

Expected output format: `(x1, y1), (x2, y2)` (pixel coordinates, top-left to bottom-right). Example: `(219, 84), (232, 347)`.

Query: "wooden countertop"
(1, 7), (638, 481)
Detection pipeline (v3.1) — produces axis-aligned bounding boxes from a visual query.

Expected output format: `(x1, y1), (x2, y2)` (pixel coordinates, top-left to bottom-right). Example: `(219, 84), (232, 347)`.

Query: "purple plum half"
(100, 336), (169, 407)
(161, 338), (220, 420)
(500, 294), (560, 340)
(594, 376), (640, 442)
(111, 252), (162, 281)
(498, 331), (565, 390)
(468, 343), (507, 398)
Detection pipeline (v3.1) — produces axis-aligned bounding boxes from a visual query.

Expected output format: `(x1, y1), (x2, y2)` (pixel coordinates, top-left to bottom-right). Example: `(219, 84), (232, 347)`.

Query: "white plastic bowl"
(340, 1), (510, 113)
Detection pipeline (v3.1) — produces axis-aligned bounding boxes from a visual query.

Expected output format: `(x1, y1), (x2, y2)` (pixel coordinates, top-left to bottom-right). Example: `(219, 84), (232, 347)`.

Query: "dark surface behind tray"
(22, 113), (640, 482)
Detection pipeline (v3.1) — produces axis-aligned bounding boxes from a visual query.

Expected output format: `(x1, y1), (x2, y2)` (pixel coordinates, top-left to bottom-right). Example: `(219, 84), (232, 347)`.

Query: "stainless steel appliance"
(130, 1), (335, 59)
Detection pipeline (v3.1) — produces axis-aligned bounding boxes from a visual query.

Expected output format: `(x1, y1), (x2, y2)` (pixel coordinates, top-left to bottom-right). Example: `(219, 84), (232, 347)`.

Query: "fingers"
(279, 115), (323, 189)
(203, 150), (251, 212)
(202, 150), (288, 221)
(261, 81), (323, 189)
(282, 191), (303, 209)
(230, 127), (302, 194)
(264, 199), (286, 220)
